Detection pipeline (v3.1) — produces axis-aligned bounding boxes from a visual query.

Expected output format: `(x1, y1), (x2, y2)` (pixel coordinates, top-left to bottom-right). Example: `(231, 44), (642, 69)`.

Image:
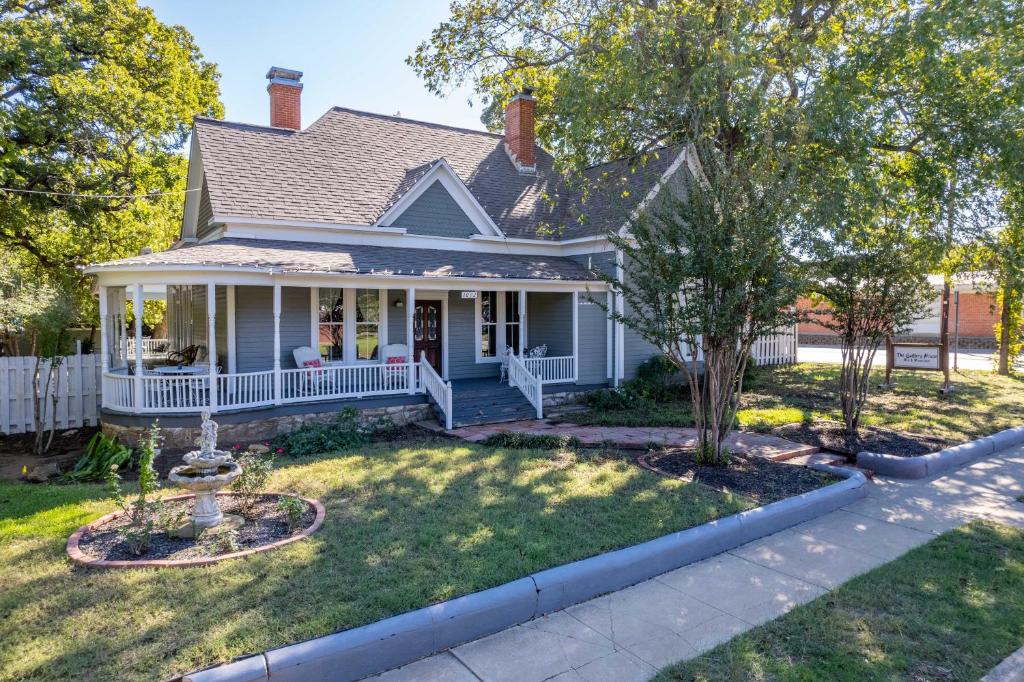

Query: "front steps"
(435, 378), (537, 428)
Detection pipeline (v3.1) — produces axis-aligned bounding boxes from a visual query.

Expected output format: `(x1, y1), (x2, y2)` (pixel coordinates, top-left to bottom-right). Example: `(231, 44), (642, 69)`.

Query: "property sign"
(460, 291), (477, 299)
(892, 344), (941, 370)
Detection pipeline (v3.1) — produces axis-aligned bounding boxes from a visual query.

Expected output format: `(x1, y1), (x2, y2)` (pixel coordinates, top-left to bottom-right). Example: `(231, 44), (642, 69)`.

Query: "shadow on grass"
(2, 438), (753, 681)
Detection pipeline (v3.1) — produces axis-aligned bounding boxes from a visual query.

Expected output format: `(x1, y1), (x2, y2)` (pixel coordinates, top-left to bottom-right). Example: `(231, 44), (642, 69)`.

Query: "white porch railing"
(420, 352), (452, 430)
(219, 371), (275, 410)
(102, 362), (422, 414)
(126, 338), (169, 359)
(281, 362), (416, 402)
(508, 353), (543, 419)
(524, 356), (575, 384)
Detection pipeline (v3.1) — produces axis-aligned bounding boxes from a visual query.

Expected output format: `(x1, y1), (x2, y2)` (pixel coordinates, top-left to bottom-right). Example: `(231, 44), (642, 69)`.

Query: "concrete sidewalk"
(369, 442), (1024, 682)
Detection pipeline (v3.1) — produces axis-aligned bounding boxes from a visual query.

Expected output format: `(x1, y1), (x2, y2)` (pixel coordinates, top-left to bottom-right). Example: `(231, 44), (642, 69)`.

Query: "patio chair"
(380, 343), (409, 390)
(292, 346), (326, 397)
(527, 344), (548, 359)
(166, 344), (200, 366)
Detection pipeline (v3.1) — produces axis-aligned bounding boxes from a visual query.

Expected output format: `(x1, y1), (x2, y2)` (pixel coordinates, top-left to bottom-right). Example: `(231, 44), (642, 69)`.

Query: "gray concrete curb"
(183, 467), (868, 682)
(981, 643), (1024, 682)
(857, 426), (1024, 479)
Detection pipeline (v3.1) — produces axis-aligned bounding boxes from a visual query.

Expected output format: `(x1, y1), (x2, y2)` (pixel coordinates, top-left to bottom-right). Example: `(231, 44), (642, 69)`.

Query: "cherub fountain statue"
(168, 412), (242, 529)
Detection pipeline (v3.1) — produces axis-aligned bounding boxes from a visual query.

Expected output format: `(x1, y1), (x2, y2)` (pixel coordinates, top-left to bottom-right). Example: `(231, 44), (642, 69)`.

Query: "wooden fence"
(0, 354), (103, 435)
(751, 324), (799, 366)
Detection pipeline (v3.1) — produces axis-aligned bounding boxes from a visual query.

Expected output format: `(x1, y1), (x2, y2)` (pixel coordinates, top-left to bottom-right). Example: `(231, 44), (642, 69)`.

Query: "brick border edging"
(183, 467), (867, 682)
(856, 426), (1024, 479)
(66, 492), (325, 569)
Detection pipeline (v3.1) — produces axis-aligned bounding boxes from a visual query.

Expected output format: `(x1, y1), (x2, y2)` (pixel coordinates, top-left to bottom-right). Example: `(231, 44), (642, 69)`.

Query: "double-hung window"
(476, 291), (521, 361)
(318, 288), (345, 362)
(313, 288), (386, 364)
(355, 289), (380, 360)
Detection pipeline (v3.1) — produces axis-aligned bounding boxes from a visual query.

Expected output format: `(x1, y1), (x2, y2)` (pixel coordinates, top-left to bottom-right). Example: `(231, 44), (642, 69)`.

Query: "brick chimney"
(266, 66), (303, 130)
(504, 87), (536, 173)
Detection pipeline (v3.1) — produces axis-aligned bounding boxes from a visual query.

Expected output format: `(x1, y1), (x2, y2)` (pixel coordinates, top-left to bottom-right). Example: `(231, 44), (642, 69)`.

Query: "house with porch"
(87, 67), (795, 445)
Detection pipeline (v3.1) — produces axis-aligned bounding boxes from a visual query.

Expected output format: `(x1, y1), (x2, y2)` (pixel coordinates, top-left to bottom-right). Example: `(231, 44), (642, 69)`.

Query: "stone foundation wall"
(103, 403), (435, 450)
(542, 390), (591, 408)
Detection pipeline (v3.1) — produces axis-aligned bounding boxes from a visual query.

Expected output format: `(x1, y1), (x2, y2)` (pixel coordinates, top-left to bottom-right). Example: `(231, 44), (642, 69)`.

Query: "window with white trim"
(312, 288), (386, 364)
(318, 288), (345, 362)
(475, 291), (520, 362)
(479, 291), (498, 358)
(355, 289), (380, 360)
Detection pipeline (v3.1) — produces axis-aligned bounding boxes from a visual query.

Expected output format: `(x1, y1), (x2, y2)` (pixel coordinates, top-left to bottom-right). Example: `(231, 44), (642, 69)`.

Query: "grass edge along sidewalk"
(657, 520), (1024, 682)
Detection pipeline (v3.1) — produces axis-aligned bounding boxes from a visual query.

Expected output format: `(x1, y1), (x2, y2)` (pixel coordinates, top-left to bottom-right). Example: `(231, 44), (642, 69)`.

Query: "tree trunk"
(998, 284), (1012, 376)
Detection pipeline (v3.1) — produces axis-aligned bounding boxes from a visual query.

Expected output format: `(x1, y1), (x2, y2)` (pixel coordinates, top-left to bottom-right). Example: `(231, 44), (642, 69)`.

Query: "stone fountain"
(168, 412), (242, 530)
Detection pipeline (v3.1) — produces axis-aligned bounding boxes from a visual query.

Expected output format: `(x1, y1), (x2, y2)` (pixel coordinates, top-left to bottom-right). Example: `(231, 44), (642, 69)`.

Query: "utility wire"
(0, 187), (199, 199)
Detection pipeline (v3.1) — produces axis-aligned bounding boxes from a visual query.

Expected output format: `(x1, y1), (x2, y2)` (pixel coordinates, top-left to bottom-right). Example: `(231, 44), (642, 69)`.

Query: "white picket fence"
(0, 354), (103, 435)
(751, 324), (799, 366)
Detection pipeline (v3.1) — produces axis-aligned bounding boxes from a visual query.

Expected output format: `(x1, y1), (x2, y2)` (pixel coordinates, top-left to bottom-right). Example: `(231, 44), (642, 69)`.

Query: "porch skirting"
(101, 394), (432, 449)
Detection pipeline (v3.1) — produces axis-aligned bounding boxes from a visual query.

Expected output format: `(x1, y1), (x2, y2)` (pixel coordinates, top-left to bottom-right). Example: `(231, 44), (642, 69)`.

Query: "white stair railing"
(508, 353), (543, 419)
(419, 351), (453, 430)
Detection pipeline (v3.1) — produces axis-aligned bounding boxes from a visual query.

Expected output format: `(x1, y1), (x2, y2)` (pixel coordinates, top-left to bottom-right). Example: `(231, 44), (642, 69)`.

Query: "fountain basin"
(169, 460), (242, 528)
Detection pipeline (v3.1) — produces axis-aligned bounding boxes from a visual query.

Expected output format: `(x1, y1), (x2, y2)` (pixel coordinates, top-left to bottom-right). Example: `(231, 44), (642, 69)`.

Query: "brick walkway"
(449, 420), (818, 461)
(369, 441), (1024, 682)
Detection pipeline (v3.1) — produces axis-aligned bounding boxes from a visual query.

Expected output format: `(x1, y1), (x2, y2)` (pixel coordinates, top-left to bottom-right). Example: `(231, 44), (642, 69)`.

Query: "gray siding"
(567, 251), (616, 280)
(234, 286), (273, 373)
(215, 285), (227, 370)
(576, 297), (608, 384)
(191, 286), (207, 357)
(621, 256), (662, 379)
(447, 291), (498, 380)
(388, 180), (479, 238)
(526, 293), (572, 356)
(279, 287), (311, 368)
(387, 290), (406, 345)
(196, 176), (216, 240)
(232, 286), (310, 372)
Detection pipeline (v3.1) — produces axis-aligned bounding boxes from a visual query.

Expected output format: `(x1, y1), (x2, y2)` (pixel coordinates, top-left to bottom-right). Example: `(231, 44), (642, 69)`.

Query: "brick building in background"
(799, 275), (1014, 350)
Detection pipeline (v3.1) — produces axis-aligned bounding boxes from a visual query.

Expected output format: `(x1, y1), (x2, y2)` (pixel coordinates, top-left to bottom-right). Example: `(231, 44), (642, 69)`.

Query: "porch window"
(505, 292), (521, 355)
(355, 289), (380, 360)
(479, 291), (497, 358)
(318, 288), (345, 362)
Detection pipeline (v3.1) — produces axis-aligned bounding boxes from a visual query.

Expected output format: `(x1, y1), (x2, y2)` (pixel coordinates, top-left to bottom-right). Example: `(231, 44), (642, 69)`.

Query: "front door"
(413, 300), (443, 374)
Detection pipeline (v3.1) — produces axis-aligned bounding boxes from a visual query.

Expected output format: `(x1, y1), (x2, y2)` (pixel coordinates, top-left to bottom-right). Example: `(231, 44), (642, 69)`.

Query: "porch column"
(572, 291), (579, 382)
(518, 288), (527, 352)
(132, 284), (144, 411)
(99, 286), (109, 409)
(614, 251), (625, 387)
(406, 287), (416, 393)
(207, 282), (218, 413)
(273, 283), (282, 405)
(606, 290), (614, 381)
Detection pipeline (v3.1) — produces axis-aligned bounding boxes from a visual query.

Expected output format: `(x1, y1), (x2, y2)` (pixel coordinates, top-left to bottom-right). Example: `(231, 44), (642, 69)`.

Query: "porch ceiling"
(86, 238), (600, 283)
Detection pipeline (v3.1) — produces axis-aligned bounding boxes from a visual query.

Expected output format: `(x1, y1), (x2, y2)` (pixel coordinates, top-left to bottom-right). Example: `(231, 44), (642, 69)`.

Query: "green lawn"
(0, 438), (754, 681)
(568, 363), (1024, 443)
(658, 521), (1024, 681)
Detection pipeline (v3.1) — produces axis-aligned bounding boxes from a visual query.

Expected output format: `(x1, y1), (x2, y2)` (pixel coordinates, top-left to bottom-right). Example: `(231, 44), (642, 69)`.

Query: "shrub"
(231, 450), (274, 515)
(480, 432), (581, 450)
(276, 496), (306, 533)
(585, 388), (638, 411)
(65, 432), (134, 482)
(105, 423), (162, 555)
(629, 355), (683, 402)
(271, 407), (370, 457)
(216, 529), (241, 553)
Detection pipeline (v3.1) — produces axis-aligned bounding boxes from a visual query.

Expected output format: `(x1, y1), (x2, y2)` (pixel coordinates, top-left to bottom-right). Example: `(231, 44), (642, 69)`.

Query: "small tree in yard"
(805, 169), (937, 440)
(974, 190), (1024, 376)
(0, 265), (77, 454)
(604, 144), (802, 466)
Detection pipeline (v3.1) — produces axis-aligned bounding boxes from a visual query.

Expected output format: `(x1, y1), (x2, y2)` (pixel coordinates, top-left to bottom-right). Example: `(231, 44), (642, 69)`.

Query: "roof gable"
(377, 159), (501, 238)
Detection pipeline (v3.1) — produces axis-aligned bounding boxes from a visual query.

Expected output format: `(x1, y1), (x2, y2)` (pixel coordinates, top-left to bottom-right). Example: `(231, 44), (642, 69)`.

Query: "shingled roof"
(193, 109), (683, 241)
(87, 238), (598, 282)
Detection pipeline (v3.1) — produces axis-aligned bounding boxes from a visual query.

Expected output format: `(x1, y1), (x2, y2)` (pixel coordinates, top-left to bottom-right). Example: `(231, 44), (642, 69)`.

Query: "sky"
(143, 0), (486, 132)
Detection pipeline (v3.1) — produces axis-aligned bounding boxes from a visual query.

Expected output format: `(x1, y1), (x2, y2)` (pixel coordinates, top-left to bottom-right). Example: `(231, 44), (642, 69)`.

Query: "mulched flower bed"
(773, 420), (950, 458)
(641, 450), (837, 505)
(76, 493), (318, 563)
